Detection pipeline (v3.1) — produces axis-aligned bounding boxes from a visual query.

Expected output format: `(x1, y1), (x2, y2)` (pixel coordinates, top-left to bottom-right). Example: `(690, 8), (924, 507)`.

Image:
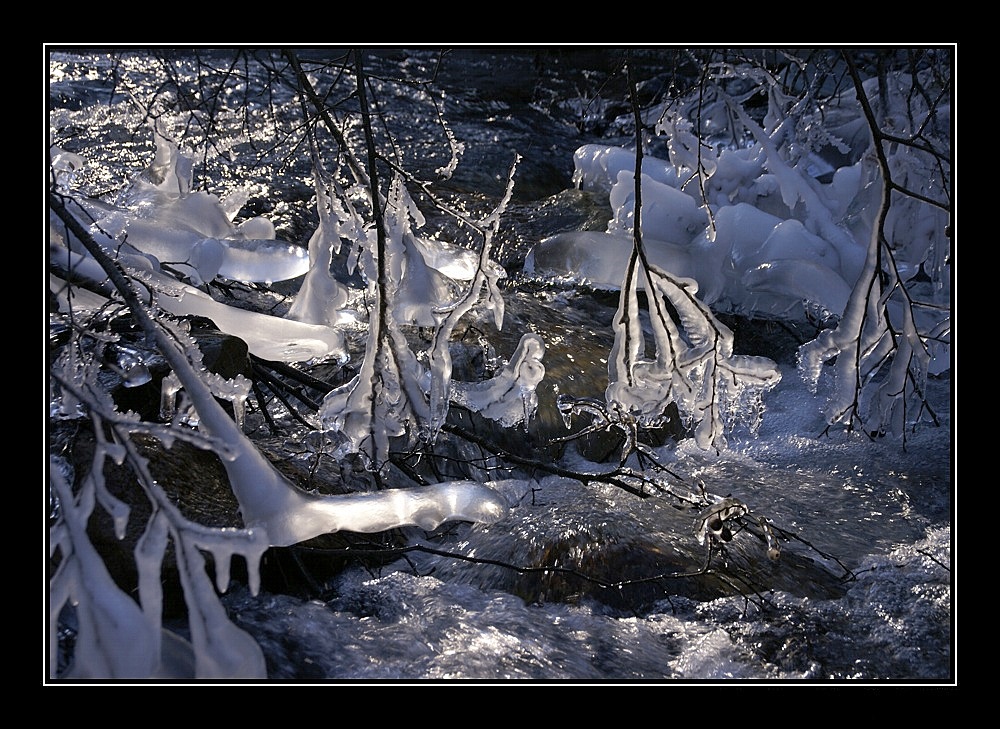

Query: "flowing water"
(47, 47), (954, 683)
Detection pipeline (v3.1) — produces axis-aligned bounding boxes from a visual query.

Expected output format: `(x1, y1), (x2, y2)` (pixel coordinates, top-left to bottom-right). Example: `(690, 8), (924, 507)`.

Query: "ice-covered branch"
(50, 464), (165, 678)
(599, 63), (780, 453)
(797, 54), (950, 439)
(49, 365), (270, 679)
(313, 64), (529, 460)
(427, 155), (522, 436)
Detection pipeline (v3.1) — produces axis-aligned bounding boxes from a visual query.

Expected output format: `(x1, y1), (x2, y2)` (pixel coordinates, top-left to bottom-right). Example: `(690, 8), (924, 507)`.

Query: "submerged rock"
(410, 477), (850, 614)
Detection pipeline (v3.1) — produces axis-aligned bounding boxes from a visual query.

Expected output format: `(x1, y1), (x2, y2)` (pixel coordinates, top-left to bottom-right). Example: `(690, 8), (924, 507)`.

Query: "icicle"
(160, 372), (182, 423)
(49, 466), (161, 679)
(759, 516), (781, 562)
(287, 167), (351, 327)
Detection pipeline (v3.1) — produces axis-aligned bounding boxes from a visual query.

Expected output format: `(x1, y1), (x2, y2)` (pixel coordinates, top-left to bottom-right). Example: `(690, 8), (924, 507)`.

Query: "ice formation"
(450, 333), (546, 427)
(531, 146), (864, 323)
(286, 166), (352, 327)
(74, 132), (311, 287)
(49, 57), (950, 680)
(49, 139), (347, 364)
(49, 135), (523, 678)
(49, 221), (347, 364)
(539, 63), (951, 443)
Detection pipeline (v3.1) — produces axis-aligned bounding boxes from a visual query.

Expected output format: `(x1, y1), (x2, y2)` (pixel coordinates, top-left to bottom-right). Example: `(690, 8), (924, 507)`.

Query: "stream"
(47, 47), (954, 682)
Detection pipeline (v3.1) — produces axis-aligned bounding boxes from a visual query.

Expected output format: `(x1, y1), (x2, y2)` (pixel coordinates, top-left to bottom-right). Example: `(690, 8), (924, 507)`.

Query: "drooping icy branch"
(317, 175), (433, 465)
(50, 464), (164, 679)
(797, 56), (949, 438)
(605, 74), (780, 453)
(607, 251), (780, 451)
(795, 172), (937, 438)
(49, 365), (268, 679)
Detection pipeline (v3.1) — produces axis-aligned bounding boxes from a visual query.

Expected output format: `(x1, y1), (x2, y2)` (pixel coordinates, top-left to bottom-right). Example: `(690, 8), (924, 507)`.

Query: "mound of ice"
(529, 145), (863, 322)
(68, 132), (310, 286)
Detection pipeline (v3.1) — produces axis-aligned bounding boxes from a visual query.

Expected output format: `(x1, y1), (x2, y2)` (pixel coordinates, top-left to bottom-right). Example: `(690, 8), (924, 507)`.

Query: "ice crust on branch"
(48, 279), (510, 678)
(50, 216), (348, 364)
(50, 140), (349, 365)
(48, 52), (950, 681)
(426, 155), (521, 435)
(793, 71), (951, 436)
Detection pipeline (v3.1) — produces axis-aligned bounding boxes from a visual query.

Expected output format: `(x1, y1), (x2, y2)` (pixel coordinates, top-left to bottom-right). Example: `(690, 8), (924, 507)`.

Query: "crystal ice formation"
(530, 145), (863, 322)
(77, 133), (310, 286)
